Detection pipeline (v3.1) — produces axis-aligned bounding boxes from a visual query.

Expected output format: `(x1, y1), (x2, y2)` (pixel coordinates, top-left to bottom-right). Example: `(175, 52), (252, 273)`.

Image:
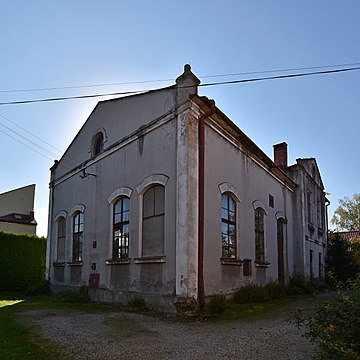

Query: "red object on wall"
(89, 273), (100, 288)
(243, 259), (252, 276)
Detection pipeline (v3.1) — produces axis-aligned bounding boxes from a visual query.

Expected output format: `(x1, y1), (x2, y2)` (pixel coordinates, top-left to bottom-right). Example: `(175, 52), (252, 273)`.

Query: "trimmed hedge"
(0, 231), (46, 291)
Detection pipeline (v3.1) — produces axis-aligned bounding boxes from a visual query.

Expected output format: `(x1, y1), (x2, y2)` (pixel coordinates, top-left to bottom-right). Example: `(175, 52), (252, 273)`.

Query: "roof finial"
(184, 64), (191, 72)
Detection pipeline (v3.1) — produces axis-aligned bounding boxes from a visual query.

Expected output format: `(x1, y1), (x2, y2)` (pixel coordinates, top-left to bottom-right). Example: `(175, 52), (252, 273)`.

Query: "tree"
(331, 193), (360, 231)
(327, 233), (359, 282)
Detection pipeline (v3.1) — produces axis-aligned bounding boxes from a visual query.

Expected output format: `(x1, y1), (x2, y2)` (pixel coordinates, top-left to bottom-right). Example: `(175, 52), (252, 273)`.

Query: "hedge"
(0, 231), (46, 291)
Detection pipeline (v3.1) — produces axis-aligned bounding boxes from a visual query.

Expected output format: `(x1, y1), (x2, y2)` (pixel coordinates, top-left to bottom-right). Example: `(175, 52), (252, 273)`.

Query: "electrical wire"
(0, 66), (359, 106)
(0, 113), (79, 169)
(1, 61), (360, 94)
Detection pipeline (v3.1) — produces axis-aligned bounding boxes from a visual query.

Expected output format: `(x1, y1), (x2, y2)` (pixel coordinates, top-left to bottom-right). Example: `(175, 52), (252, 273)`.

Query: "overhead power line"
(1, 61), (360, 94)
(0, 66), (359, 106)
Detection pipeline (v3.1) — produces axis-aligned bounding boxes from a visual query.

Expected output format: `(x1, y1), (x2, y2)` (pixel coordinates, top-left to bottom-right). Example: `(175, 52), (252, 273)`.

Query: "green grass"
(0, 291), (124, 360)
(203, 294), (316, 322)
(0, 295), (61, 360)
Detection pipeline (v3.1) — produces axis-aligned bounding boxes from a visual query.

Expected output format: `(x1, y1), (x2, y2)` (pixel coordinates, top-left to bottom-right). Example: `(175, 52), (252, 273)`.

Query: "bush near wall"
(0, 231), (46, 291)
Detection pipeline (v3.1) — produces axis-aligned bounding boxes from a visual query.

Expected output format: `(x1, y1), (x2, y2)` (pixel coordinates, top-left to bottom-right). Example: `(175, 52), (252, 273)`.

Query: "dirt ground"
(18, 298), (317, 360)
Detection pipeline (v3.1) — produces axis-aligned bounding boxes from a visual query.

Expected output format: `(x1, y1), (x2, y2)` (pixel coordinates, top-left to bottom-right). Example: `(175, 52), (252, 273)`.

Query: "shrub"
(287, 276), (316, 295)
(59, 286), (89, 303)
(0, 231), (46, 291)
(233, 284), (270, 304)
(207, 294), (229, 314)
(127, 296), (147, 310)
(293, 276), (360, 359)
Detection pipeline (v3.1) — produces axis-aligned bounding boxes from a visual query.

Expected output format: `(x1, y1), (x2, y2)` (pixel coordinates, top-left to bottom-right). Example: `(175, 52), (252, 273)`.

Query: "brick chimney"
(273, 142), (288, 170)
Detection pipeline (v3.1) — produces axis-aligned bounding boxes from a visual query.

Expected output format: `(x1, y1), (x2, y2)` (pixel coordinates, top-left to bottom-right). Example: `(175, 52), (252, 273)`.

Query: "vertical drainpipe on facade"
(198, 100), (216, 308)
(46, 160), (57, 281)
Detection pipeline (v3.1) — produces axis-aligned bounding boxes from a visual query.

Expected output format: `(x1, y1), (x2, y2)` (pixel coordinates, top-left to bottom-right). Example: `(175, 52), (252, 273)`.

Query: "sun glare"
(0, 300), (24, 308)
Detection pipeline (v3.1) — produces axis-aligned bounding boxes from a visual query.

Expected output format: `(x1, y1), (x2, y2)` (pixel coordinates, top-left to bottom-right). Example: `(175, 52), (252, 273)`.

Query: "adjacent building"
(0, 184), (37, 235)
(46, 65), (328, 311)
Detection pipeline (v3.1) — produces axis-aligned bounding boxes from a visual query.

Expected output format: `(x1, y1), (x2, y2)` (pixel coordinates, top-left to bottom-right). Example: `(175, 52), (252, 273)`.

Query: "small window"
(57, 217), (66, 261)
(269, 194), (274, 208)
(113, 197), (130, 260)
(93, 132), (104, 156)
(221, 193), (236, 259)
(307, 191), (312, 223)
(142, 185), (165, 256)
(255, 208), (265, 263)
(72, 212), (84, 262)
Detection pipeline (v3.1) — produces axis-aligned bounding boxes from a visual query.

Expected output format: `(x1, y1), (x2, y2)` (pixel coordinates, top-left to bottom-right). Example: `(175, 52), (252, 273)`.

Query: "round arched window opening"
(93, 132), (104, 156)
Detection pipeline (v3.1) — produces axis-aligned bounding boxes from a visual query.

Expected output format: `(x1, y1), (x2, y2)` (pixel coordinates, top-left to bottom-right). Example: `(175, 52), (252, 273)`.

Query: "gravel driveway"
(18, 305), (316, 360)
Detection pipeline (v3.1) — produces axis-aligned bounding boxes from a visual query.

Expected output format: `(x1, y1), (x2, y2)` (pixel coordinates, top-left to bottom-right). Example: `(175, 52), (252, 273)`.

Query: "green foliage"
(207, 294), (229, 314)
(288, 276), (319, 295)
(127, 296), (147, 310)
(58, 286), (89, 303)
(328, 233), (360, 282)
(293, 277), (360, 359)
(0, 231), (46, 291)
(331, 193), (360, 232)
(234, 284), (269, 304)
(233, 282), (289, 304)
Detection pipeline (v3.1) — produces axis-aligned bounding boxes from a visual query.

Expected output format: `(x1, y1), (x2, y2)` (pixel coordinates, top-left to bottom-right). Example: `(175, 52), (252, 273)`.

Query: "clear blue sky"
(1, 1), (359, 237)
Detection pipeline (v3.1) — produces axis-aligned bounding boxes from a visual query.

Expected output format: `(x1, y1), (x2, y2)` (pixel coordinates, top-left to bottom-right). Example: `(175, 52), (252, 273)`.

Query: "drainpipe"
(198, 100), (216, 308)
(46, 161), (58, 281)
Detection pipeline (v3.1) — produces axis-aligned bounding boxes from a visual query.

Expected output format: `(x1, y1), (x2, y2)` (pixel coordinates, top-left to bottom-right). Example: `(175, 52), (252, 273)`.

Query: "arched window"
(113, 197), (130, 260)
(72, 211), (84, 262)
(142, 185), (165, 256)
(221, 193), (236, 259)
(56, 217), (66, 262)
(255, 208), (265, 264)
(93, 132), (104, 156)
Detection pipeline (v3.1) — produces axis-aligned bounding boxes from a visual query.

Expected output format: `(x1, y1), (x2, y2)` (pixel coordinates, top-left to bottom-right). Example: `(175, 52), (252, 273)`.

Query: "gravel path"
(18, 306), (316, 360)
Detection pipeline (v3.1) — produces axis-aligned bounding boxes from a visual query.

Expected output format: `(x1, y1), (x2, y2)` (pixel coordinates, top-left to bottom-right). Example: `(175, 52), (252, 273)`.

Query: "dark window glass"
(255, 208), (265, 263)
(57, 217), (66, 261)
(113, 197), (130, 260)
(73, 212), (84, 262)
(143, 185), (165, 256)
(94, 133), (104, 156)
(221, 194), (236, 259)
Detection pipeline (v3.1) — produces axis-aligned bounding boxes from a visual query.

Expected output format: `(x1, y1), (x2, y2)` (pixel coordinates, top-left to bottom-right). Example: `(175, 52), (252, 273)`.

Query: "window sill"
(67, 261), (83, 266)
(221, 258), (243, 266)
(255, 262), (271, 268)
(134, 256), (166, 264)
(53, 261), (66, 267)
(106, 259), (130, 265)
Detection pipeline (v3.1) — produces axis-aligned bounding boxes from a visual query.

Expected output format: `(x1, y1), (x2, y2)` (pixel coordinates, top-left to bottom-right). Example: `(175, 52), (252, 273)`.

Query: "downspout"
(46, 161), (58, 281)
(325, 197), (331, 270)
(198, 100), (216, 308)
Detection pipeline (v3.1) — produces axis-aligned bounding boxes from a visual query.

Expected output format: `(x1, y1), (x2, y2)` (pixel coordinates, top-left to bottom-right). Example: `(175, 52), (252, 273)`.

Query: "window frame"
(142, 184), (165, 257)
(255, 207), (266, 264)
(56, 217), (66, 262)
(112, 196), (130, 260)
(72, 211), (84, 263)
(221, 193), (237, 259)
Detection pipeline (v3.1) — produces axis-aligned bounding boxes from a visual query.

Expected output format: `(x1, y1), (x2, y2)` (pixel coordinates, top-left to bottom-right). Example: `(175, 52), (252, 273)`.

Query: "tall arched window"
(221, 193), (236, 259)
(142, 185), (165, 256)
(72, 211), (84, 262)
(113, 197), (130, 260)
(56, 217), (66, 262)
(255, 208), (265, 263)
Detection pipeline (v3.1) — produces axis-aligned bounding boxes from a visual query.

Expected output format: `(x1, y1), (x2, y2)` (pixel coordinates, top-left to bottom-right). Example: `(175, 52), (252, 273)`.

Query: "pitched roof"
(0, 213), (37, 226)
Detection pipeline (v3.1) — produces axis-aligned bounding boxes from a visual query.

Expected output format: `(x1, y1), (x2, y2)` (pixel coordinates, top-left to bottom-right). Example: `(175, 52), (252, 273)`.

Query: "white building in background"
(46, 65), (328, 312)
(0, 184), (37, 235)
